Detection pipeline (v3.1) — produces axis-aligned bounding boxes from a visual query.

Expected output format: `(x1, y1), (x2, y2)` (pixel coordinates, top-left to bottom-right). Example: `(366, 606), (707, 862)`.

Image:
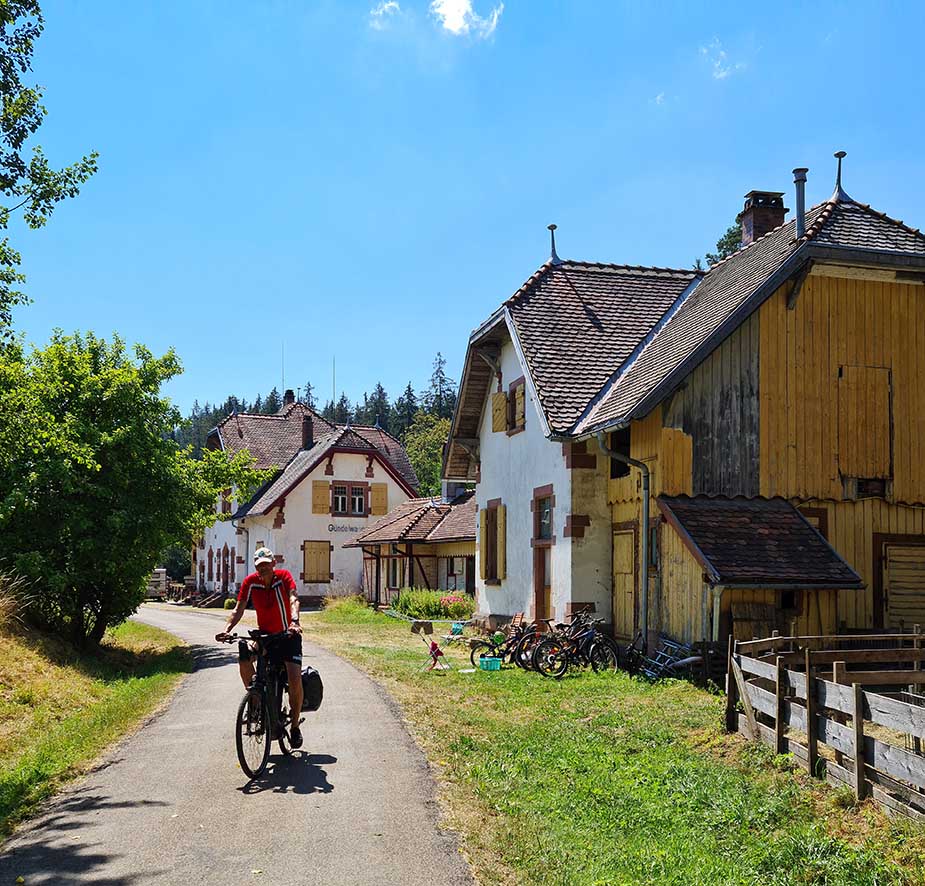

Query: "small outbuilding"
(347, 490), (476, 606)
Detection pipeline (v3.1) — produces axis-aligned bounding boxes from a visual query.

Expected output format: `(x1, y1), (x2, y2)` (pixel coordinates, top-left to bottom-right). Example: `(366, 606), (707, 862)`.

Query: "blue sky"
(12, 1), (925, 413)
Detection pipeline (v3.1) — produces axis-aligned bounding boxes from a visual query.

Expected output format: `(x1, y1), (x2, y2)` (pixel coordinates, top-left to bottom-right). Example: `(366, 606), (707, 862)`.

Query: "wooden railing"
(725, 631), (925, 820)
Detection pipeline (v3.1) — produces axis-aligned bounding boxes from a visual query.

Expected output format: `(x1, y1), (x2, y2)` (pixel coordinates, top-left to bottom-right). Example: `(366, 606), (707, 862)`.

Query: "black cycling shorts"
(238, 633), (302, 666)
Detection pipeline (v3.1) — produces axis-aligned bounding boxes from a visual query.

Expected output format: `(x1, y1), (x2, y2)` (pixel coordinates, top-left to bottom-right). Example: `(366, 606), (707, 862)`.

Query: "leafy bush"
(223, 598), (236, 610)
(393, 589), (475, 620)
(320, 595), (384, 624)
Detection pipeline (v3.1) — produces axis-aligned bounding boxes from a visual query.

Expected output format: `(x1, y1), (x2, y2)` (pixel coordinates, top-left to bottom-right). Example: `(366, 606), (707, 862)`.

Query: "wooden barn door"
(885, 544), (925, 629)
(612, 530), (636, 639)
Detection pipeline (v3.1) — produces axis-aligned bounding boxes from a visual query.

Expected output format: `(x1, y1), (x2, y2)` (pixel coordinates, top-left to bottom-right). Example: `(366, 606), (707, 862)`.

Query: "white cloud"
(430, 0), (503, 39)
(369, 0), (401, 30)
(653, 92), (665, 105)
(699, 37), (746, 80)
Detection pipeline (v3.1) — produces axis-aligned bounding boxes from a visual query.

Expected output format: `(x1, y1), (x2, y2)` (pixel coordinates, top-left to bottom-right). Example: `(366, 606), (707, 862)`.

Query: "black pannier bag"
(301, 666), (323, 712)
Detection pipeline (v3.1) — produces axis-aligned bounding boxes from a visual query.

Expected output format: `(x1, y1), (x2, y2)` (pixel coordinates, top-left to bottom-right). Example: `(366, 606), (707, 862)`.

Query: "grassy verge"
(306, 598), (925, 886)
(0, 620), (191, 835)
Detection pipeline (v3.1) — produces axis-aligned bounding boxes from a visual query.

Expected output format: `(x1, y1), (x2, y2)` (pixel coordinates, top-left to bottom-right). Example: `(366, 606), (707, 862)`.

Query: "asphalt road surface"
(0, 605), (473, 885)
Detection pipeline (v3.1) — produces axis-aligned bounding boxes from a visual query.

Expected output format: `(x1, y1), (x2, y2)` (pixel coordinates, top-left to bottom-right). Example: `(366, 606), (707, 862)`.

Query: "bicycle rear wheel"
(469, 640), (494, 669)
(236, 690), (271, 778)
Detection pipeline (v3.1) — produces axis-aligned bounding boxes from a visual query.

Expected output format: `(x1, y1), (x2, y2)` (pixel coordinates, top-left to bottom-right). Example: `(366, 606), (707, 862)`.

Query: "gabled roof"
(507, 261), (700, 434)
(576, 192), (925, 434)
(444, 260), (698, 479)
(234, 424), (418, 519)
(657, 495), (863, 589)
(211, 403), (418, 492)
(346, 492), (476, 547)
(210, 403), (335, 470)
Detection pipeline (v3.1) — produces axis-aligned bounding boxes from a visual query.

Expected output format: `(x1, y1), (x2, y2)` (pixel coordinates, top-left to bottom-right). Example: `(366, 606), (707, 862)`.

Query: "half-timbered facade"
(445, 159), (925, 645)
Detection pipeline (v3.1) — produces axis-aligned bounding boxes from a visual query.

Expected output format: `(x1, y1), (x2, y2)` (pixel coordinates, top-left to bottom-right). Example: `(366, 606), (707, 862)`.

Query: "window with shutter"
(312, 481), (330, 515)
(303, 541), (331, 583)
(507, 377), (526, 433)
(491, 391), (508, 433)
(837, 365), (892, 480)
(370, 483), (388, 516)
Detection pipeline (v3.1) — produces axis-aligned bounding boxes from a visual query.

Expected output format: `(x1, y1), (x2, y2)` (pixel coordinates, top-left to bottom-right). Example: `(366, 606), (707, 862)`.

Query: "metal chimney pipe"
(793, 167), (808, 239)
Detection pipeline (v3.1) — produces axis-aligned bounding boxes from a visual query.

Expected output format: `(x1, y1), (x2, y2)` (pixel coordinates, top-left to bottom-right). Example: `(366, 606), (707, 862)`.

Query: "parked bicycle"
(532, 616), (619, 678)
(219, 630), (304, 778)
(469, 617), (544, 669)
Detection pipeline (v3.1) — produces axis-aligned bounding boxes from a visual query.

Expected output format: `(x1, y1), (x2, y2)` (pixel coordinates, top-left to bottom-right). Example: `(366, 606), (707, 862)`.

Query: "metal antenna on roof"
(833, 150), (851, 201)
(547, 223), (562, 265)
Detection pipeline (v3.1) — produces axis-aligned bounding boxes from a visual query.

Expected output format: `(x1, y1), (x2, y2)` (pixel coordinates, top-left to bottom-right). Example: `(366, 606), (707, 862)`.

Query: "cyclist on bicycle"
(216, 546), (304, 748)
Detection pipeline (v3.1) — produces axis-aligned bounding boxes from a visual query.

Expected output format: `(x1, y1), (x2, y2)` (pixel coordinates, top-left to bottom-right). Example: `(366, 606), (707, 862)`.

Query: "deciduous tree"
(404, 410), (451, 497)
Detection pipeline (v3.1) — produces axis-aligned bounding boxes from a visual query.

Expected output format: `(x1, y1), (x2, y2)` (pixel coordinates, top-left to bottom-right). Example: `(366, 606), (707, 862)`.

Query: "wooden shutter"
(479, 509), (487, 580)
(303, 541), (331, 583)
(885, 544), (925, 629)
(312, 481), (330, 514)
(837, 365), (891, 478)
(491, 391), (508, 433)
(515, 385), (525, 429)
(497, 504), (506, 580)
(370, 483), (388, 516)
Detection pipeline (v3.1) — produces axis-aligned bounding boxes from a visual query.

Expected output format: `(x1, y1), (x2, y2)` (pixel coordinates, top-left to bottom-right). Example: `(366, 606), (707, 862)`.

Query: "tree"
(404, 410), (451, 496)
(161, 543), (191, 582)
(367, 383), (390, 429)
(334, 393), (352, 424)
(321, 399), (335, 421)
(0, 2), (97, 338)
(301, 381), (316, 409)
(422, 352), (457, 420)
(0, 333), (269, 647)
(391, 381), (418, 440)
(264, 387), (282, 413)
(705, 224), (742, 265)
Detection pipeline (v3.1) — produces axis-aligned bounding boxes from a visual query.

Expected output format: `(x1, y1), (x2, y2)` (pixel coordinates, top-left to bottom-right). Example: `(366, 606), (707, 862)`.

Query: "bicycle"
(219, 629), (304, 778)
(532, 617), (618, 678)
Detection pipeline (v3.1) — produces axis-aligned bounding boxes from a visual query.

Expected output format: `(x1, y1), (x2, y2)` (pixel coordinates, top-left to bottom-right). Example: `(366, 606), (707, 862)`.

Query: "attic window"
(609, 428), (631, 479)
(507, 377), (526, 434)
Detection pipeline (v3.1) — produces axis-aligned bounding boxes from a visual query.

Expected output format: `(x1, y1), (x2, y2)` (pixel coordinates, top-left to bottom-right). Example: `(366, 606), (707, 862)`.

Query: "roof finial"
(547, 223), (562, 265)
(833, 150), (851, 201)
(374, 413), (381, 429)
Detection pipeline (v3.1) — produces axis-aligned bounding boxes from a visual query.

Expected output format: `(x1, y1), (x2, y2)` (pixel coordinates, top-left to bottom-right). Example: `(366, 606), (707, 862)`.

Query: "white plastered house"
(196, 393), (418, 601)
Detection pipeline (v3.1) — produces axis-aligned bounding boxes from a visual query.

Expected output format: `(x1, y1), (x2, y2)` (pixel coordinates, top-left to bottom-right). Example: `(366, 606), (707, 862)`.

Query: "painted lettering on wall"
(328, 523), (362, 533)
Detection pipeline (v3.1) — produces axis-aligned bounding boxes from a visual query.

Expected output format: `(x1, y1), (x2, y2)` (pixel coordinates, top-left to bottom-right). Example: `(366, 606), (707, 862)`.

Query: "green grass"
(0, 620), (191, 834)
(306, 600), (925, 886)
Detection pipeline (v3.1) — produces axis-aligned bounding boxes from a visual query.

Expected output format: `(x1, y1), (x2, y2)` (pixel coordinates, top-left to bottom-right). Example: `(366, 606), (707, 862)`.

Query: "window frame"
(531, 484), (555, 548)
(506, 376), (526, 435)
(331, 482), (369, 517)
(332, 484), (349, 516)
(484, 499), (500, 583)
(302, 539), (332, 584)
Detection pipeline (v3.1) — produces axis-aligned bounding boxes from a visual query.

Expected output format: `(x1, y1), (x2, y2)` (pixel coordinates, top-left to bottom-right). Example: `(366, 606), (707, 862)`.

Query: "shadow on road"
(0, 788), (169, 885)
(239, 753), (337, 797)
(187, 643), (237, 671)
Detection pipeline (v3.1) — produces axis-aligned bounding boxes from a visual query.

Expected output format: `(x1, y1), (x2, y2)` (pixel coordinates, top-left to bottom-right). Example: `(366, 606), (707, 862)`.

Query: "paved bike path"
(0, 606), (473, 885)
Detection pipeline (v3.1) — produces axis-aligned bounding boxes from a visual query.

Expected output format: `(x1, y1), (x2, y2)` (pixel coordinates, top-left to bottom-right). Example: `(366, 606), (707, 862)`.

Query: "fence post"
(775, 655), (786, 754)
(852, 682), (867, 800)
(805, 648), (818, 777)
(725, 634), (738, 733)
(914, 625), (922, 756)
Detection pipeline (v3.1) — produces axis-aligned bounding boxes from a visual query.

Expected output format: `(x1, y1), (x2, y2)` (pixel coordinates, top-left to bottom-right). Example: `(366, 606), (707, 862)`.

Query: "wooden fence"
(725, 631), (925, 820)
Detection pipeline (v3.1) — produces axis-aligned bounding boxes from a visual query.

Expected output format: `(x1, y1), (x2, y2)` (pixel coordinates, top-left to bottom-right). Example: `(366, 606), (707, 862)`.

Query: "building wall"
(362, 541), (476, 603)
(203, 452), (410, 598)
(198, 492), (241, 594)
(475, 338), (572, 621)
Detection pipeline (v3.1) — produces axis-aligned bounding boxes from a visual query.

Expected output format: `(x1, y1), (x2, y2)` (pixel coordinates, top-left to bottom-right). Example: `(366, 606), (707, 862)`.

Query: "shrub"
(321, 595), (383, 624)
(393, 589), (475, 620)
(223, 598), (236, 610)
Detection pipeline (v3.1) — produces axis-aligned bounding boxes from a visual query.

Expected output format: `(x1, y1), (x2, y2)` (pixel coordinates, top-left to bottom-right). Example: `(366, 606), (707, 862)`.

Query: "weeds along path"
(0, 605), (472, 886)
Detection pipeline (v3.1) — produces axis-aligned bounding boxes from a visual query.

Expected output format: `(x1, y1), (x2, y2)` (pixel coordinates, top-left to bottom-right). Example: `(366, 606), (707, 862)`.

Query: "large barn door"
(612, 530), (636, 639)
(885, 544), (925, 629)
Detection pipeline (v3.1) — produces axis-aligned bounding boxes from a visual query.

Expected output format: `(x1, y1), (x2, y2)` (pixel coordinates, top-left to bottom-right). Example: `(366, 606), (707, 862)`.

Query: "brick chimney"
(737, 191), (787, 246)
(283, 388), (295, 407)
(302, 414), (314, 450)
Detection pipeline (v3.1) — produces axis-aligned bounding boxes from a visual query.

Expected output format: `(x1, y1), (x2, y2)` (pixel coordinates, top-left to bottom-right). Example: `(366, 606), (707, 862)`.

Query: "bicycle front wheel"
(236, 690), (271, 778)
(589, 640), (618, 673)
(533, 638), (568, 679)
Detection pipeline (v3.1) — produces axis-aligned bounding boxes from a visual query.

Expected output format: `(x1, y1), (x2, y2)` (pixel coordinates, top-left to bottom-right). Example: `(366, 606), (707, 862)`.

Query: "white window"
(333, 485), (348, 515)
(351, 486), (366, 516)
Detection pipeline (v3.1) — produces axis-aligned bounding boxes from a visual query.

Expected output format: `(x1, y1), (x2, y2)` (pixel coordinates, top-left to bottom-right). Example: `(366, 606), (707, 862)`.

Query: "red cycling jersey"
(237, 569), (297, 634)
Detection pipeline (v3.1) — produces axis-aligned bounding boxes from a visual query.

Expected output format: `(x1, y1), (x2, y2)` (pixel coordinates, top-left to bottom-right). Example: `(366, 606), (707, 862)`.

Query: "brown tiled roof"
(657, 495), (863, 588)
(213, 405), (418, 492)
(212, 404), (335, 470)
(508, 261), (699, 434)
(347, 492), (476, 547)
(576, 194), (925, 433)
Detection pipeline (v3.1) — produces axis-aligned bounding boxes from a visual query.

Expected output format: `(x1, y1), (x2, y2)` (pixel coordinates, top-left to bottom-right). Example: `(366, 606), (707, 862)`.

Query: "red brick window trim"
(531, 484), (555, 547)
(564, 514), (591, 539)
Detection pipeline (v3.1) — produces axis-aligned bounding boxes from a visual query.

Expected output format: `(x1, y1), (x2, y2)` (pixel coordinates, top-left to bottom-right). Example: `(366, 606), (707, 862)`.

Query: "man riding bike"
(216, 547), (304, 748)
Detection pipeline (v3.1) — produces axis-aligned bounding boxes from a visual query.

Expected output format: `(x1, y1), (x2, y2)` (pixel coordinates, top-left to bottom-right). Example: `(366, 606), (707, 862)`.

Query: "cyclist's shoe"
(289, 725), (303, 748)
